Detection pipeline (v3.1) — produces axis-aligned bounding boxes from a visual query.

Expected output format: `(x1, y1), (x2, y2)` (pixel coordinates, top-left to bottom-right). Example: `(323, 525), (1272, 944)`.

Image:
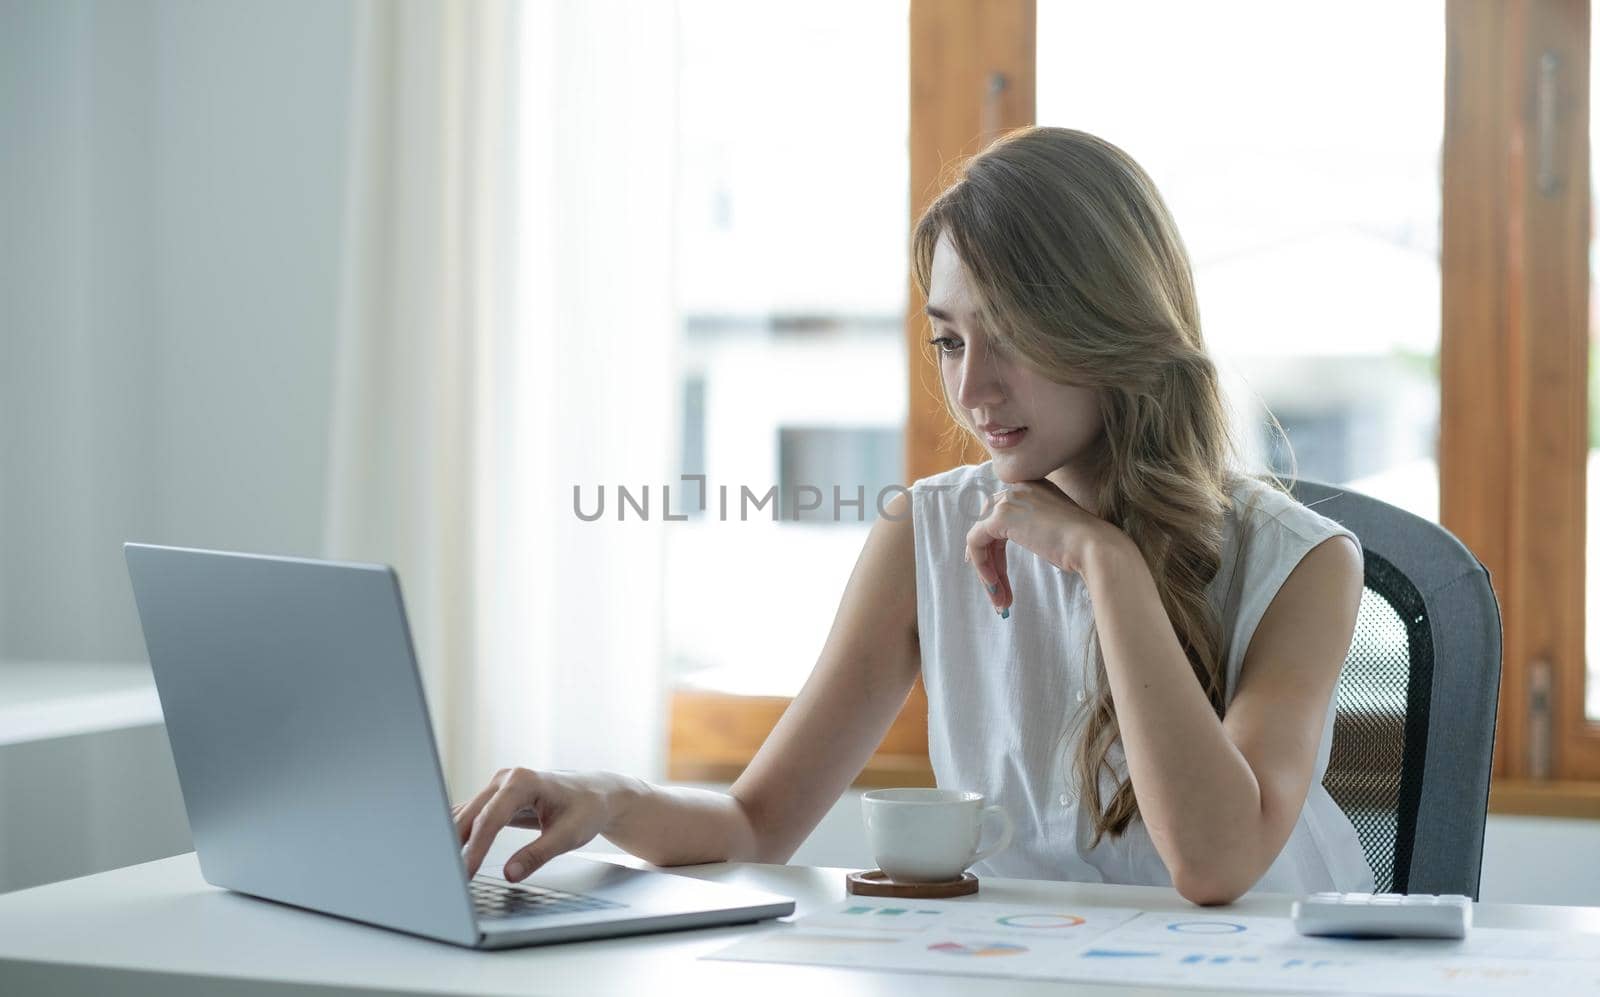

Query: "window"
(666, 1), (910, 701)
(1037, 0), (1443, 520)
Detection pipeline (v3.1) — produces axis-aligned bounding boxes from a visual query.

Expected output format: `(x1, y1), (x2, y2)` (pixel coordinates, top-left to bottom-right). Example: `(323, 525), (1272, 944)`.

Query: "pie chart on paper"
(928, 941), (1029, 957)
(996, 913), (1087, 929)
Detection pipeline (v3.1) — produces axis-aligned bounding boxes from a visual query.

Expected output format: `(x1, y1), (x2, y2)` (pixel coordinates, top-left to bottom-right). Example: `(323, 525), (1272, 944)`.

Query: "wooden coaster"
(846, 869), (979, 899)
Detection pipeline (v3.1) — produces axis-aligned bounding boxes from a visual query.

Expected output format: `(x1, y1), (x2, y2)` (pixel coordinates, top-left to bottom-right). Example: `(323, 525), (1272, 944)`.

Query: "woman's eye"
(927, 336), (962, 356)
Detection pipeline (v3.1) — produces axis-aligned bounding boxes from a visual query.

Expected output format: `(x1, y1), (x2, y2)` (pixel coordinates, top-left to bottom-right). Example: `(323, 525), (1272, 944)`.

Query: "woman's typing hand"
(452, 767), (635, 882)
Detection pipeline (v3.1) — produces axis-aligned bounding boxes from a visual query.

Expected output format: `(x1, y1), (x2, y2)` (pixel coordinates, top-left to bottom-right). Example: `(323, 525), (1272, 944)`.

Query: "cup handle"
(971, 804), (1014, 866)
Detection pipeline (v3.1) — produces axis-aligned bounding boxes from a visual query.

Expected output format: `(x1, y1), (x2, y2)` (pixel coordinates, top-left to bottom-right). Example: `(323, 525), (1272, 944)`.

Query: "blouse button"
(1059, 792), (1073, 805)
(1075, 689), (1086, 704)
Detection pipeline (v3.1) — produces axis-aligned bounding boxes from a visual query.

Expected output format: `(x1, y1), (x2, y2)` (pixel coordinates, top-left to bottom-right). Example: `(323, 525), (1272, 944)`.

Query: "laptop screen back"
(124, 543), (479, 946)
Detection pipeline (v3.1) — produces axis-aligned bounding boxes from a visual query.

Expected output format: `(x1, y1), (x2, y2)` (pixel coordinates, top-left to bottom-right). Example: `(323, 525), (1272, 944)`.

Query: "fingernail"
(506, 862), (525, 880)
(1000, 606), (1010, 620)
(986, 582), (998, 594)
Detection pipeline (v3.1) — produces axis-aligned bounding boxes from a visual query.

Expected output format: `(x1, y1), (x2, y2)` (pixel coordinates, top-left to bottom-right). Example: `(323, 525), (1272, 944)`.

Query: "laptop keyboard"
(469, 877), (627, 921)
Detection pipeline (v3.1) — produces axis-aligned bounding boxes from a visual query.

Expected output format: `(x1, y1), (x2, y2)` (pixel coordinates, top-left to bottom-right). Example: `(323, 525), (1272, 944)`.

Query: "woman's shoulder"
(1224, 472), (1359, 554)
(1213, 473), (1365, 696)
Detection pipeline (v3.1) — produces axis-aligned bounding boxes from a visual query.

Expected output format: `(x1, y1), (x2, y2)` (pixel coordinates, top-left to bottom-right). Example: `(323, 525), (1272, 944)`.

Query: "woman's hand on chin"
(964, 477), (1126, 613)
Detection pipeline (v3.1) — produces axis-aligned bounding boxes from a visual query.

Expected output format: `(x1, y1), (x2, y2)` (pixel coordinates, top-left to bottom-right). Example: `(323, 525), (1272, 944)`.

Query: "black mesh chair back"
(1288, 479), (1501, 898)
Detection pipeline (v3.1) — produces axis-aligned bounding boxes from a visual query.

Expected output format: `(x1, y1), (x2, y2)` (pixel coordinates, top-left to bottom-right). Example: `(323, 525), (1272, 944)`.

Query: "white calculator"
(1291, 892), (1472, 939)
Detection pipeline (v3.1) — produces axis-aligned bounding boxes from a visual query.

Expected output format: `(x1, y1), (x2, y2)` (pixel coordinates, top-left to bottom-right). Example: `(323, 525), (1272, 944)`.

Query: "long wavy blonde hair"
(910, 126), (1240, 845)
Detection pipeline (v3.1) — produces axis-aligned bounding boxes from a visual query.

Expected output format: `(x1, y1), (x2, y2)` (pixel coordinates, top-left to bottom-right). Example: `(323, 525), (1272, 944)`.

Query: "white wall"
(0, 722), (189, 894)
(0, 0), (352, 664)
(1480, 815), (1600, 908)
(0, 0), (353, 896)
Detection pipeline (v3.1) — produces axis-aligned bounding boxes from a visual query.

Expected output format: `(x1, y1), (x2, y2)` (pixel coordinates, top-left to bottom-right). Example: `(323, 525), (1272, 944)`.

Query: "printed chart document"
(704, 898), (1600, 994)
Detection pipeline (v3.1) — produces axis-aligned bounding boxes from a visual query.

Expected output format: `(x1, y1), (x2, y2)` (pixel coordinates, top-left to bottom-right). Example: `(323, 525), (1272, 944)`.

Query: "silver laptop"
(124, 542), (794, 949)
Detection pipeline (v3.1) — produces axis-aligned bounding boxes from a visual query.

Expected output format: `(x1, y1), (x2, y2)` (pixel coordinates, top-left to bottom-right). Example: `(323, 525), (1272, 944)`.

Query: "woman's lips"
(984, 426), (1027, 449)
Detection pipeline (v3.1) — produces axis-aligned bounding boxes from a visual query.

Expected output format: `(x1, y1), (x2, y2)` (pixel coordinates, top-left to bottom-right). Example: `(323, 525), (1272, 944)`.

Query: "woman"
(453, 126), (1375, 905)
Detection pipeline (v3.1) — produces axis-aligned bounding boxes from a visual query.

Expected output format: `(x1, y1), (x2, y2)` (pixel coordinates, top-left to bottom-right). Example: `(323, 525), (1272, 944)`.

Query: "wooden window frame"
(671, 0), (1600, 817)
(1442, 0), (1597, 800)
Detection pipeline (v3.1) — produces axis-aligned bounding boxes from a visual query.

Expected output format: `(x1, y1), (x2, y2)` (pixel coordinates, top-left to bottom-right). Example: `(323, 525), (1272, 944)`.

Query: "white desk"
(4, 830), (1600, 997)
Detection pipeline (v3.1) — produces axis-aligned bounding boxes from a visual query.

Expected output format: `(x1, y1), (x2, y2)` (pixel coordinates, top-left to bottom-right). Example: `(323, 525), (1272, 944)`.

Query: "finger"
(455, 788), (494, 844)
(966, 488), (1002, 576)
(453, 780), (501, 845)
(966, 512), (1008, 592)
(1027, 476), (1074, 505)
(966, 522), (999, 591)
(462, 782), (527, 879)
(989, 538), (1013, 616)
(502, 827), (578, 882)
(505, 803), (546, 829)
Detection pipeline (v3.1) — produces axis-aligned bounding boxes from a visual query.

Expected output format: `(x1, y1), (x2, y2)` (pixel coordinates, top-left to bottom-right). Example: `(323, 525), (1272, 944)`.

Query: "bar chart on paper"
(705, 899), (1600, 993)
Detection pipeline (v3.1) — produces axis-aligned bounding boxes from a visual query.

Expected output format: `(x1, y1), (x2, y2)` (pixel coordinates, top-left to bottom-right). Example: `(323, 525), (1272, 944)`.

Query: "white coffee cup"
(860, 788), (1014, 883)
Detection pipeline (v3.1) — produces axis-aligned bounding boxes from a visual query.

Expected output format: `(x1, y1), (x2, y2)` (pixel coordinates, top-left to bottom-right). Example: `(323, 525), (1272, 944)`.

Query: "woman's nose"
(954, 340), (1008, 410)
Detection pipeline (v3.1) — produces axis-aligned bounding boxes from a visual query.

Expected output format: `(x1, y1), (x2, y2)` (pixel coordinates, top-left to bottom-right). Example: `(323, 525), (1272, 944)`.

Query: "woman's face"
(925, 230), (1105, 486)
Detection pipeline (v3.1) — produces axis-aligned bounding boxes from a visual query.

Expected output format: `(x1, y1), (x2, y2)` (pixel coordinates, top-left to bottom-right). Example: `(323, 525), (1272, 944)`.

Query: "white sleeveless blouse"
(910, 460), (1376, 896)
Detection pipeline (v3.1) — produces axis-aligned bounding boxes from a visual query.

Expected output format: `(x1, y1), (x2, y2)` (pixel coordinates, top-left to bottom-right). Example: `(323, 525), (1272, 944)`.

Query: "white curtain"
(325, 0), (678, 798)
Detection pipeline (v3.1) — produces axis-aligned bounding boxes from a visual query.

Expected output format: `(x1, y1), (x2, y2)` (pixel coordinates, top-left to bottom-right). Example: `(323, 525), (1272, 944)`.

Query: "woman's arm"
(602, 488), (923, 869)
(470, 488), (922, 876)
(964, 479), (1360, 903)
(1081, 528), (1362, 905)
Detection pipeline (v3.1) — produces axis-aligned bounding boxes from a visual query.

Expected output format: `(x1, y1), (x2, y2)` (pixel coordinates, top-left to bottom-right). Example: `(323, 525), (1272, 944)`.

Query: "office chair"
(1287, 479), (1502, 899)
